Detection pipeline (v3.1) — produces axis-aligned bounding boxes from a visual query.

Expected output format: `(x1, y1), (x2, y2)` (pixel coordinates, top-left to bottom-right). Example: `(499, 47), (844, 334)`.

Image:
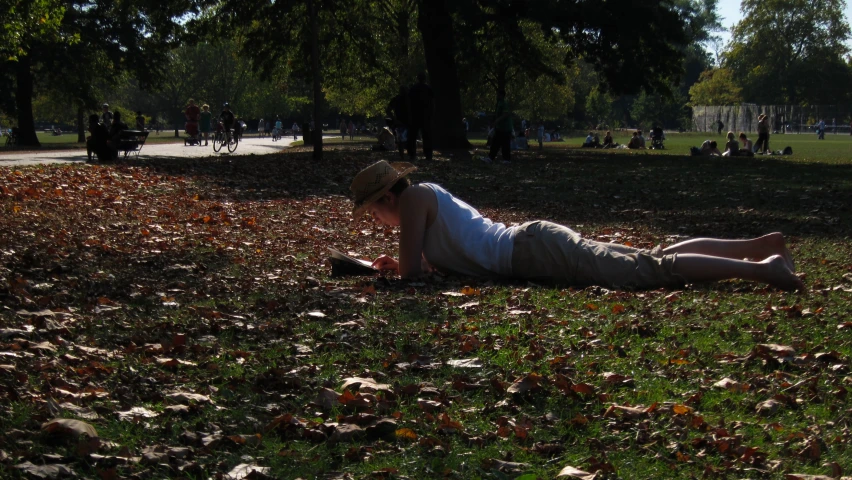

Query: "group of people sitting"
(86, 111), (129, 162)
(692, 131), (756, 157)
(581, 126), (664, 150)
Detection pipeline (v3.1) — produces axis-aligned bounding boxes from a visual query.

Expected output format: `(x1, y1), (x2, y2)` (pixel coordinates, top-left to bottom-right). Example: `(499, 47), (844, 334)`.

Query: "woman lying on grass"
(351, 161), (803, 291)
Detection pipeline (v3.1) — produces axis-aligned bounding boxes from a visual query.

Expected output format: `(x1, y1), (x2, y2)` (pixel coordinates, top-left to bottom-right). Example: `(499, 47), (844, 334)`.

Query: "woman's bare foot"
(761, 255), (804, 291)
(760, 232), (795, 272)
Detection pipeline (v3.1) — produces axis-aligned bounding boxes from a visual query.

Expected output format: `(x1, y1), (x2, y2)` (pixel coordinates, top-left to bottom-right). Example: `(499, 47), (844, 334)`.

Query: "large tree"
(0, 0), (66, 145)
(724, 0), (851, 105)
(2, 0), (199, 147)
(416, 0), (695, 148)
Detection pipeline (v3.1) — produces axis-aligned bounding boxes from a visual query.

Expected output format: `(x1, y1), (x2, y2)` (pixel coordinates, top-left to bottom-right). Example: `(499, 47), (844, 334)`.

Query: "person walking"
(348, 119), (355, 140)
(407, 72), (435, 161)
(292, 122), (299, 140)
(537, 122), (545, 149)
(483, 89), (513, 164)
(387, 85), (411, 161)
(199, 104), (212, 146)
(258, 118), (265, 137)
(755, 114), (770, 154)
(340, 119), (347, 140)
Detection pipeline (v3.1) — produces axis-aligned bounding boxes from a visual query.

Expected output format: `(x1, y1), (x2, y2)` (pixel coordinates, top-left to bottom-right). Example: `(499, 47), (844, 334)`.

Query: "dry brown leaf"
(42, 418), (98, 438)
(15, 462), (75, 479)
(445, 358), (482, 368)
(117, 407), (159, 421)
(166, 392), (213, 404)
(395, 428), (418, 440)
(756, 398), (783, 416)
(227, 464), (271, 479)
(340, 377), (390, 392)
(507, 373), (542, 394)
(713, 377), (749, 393)
(482, 458), (529, 474)
(556, 465), (597, 479)
(756, 343), (796, 357)
(315, 388), (341, 410)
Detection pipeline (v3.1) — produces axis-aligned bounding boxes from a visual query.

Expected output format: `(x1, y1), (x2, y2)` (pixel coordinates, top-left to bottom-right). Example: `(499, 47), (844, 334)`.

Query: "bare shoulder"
(400, 184), (436, 205)
(399, 184), (438, 220)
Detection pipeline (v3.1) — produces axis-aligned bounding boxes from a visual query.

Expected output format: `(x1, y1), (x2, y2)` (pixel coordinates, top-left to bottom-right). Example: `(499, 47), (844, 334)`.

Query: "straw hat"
(350, 160), (417, 218)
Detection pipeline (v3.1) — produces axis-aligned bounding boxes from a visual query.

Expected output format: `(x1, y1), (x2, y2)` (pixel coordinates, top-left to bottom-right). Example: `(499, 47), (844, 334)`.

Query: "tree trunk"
(309, 0), (323, 160)
(76, 106), (85, 143)
(15, 54), (40, 147)
(417, 0), (469, 149)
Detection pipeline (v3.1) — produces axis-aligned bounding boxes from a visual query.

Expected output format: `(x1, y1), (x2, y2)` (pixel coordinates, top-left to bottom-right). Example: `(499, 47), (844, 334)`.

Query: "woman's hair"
(202, 104), (209, 110)
(606, 131), (611, 135)
(738, 132), (747, 139)
(710, 140), (718, 148)
(388, 177), (411, 196)
(727, 131), (734, 140)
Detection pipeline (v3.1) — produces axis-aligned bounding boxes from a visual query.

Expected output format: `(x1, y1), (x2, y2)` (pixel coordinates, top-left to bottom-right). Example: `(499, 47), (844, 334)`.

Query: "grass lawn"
(472, 131), (852, 164)
(1, 140), (851, 479)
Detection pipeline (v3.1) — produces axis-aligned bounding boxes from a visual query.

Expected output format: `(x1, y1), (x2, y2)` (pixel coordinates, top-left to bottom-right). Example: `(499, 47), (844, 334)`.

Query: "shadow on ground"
(119, 145), (852, 239)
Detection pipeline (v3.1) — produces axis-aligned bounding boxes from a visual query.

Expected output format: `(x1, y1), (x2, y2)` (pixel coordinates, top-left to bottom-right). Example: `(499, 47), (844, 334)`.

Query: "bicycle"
(212, 122), (238, 153)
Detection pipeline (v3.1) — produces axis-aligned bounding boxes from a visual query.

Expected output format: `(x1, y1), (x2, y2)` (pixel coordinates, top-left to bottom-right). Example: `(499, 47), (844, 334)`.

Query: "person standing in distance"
(101, 103), (113, 126)
(407, 72), (434, 161)
(484, 89), (513, 164)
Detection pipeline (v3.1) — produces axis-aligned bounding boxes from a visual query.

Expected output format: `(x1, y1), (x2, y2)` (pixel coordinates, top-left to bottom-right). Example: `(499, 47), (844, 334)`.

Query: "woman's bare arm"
(397, 186), (433, 278)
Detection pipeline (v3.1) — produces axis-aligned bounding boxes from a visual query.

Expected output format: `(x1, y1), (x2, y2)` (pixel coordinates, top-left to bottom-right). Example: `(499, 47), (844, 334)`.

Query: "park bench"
(117, 130), (149, 158)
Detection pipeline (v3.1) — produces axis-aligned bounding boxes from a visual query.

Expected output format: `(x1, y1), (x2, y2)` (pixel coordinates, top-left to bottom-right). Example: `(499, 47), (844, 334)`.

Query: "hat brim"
(351, 164), (417, 219)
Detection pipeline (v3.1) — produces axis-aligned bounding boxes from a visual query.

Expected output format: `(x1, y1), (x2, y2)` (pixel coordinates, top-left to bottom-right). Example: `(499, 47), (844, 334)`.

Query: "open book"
(328, 247), (378, 276)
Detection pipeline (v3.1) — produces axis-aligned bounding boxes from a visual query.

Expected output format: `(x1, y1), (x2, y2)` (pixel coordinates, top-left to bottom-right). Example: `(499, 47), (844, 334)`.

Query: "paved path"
(0, 136), (306, 166)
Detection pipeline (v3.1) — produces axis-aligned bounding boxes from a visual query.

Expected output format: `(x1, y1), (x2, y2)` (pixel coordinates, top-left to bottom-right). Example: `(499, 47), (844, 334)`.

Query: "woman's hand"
(372, 255), (399, 273)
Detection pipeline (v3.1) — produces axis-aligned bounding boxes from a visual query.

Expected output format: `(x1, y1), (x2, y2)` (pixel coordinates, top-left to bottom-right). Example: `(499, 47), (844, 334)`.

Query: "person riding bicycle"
(274, 117), (283, 140)
(220, 103), (236, 141)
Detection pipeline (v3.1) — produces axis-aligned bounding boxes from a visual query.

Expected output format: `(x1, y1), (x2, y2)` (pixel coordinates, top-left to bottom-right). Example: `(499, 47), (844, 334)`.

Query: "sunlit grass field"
(471, 131), (852, 164)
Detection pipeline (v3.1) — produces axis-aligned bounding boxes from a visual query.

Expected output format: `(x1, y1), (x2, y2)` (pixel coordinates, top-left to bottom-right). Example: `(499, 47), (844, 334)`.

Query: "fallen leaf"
(117, 407), (159, 421)
(340, 377), (390, 392)
(227, 464), (271, 479)
(556, 465), (597, 479)
(42, 418), (98, 439)
(507, 373), (542, 394)
(445, 358), (482, 368)
(15, 462), (76, 479)
(166, 392), (213, 404)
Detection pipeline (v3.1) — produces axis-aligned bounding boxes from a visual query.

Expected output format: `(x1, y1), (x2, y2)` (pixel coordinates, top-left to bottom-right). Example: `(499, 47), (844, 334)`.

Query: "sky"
(714, 0), (852, 49)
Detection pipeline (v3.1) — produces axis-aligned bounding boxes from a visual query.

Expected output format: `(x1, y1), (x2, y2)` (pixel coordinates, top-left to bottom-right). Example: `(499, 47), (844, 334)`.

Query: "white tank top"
(421, 183), (516, 277)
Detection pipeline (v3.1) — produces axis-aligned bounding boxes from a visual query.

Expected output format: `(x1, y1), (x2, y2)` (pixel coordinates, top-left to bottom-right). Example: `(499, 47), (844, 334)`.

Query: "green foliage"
(322, 0), (424, 116)
(688, 68), (743, 106)
(631, 88), (690, 130)
(584, 87), (613, 127)
(0, 0), (68, 60)
(724, 0), (852, 105)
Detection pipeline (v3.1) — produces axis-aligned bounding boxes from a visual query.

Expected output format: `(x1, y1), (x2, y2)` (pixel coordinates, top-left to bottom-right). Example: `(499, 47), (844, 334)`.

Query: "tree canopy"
(688, 68), (743, 106)
(724, 0), (851, 105)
